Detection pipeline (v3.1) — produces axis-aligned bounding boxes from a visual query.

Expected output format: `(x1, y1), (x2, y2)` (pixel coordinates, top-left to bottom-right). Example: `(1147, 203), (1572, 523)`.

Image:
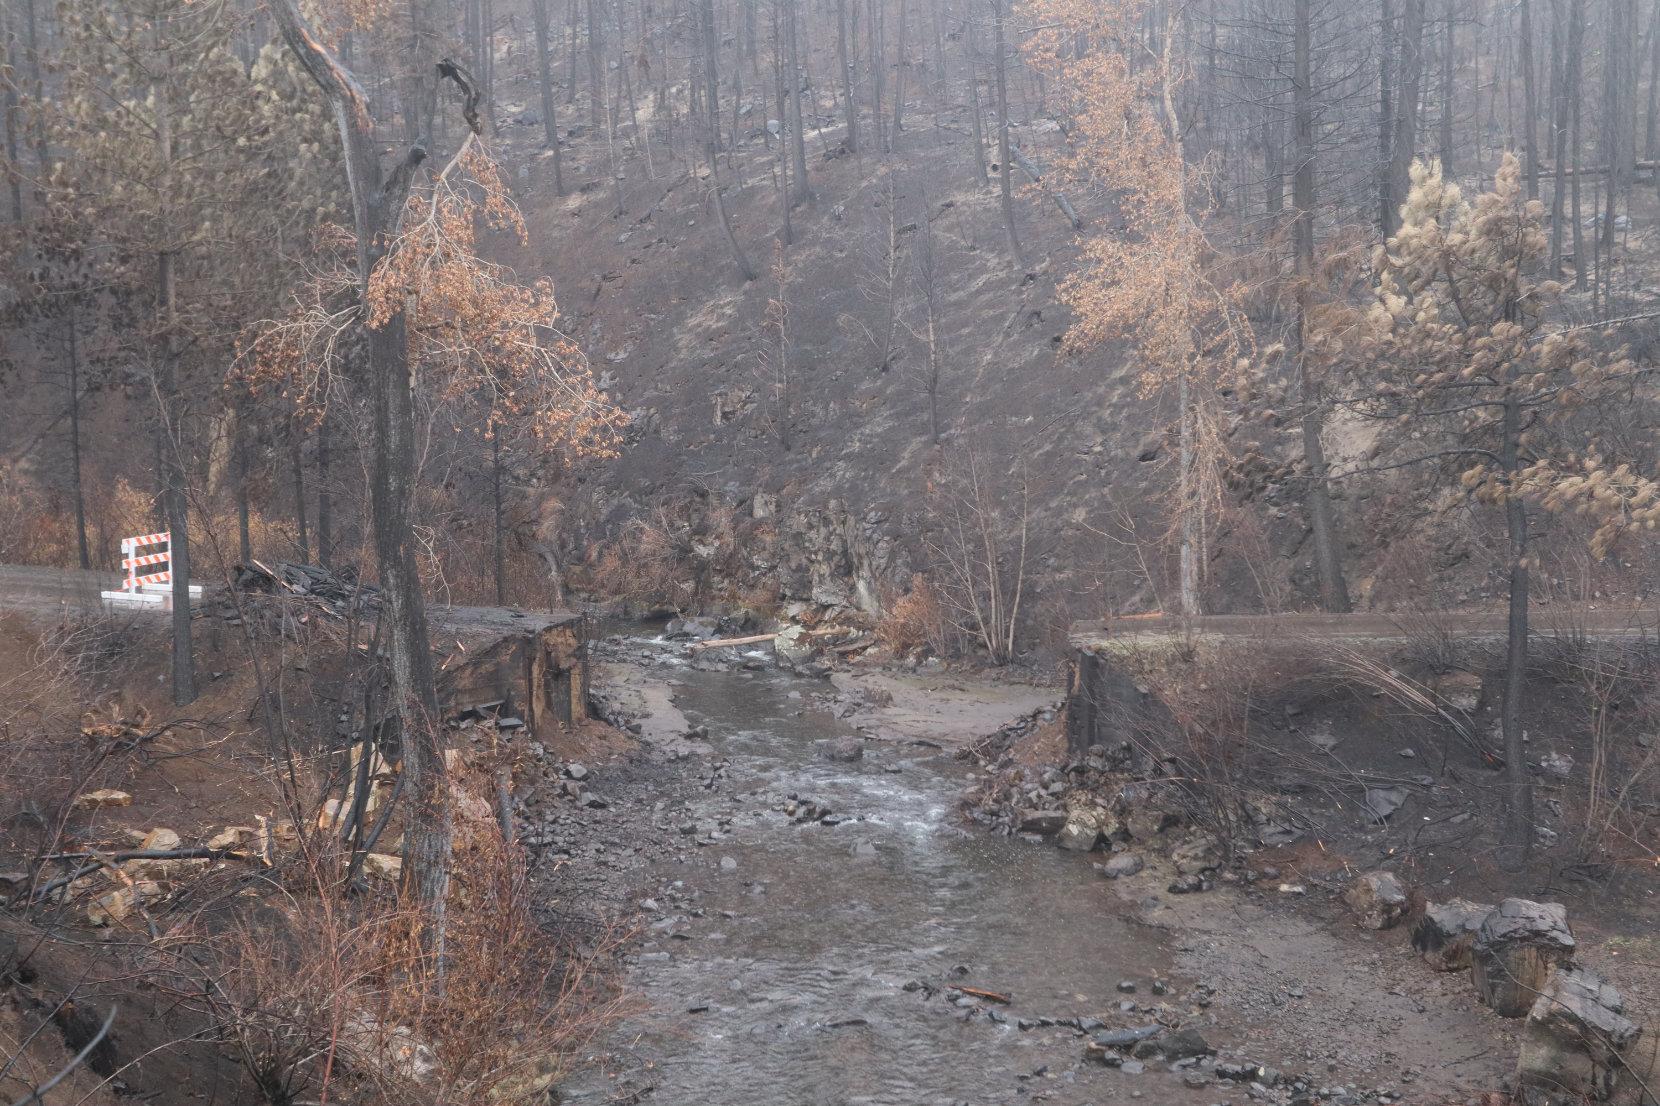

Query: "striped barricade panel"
(119, 532), (171, 593)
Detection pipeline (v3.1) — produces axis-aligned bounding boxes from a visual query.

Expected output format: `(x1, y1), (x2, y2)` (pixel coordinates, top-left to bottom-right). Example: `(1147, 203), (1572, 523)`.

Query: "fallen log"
(953, 985), (1013, 1005)
(688, 627), (857, 652)
(1009, 143), (1083, 230)
(687, 632), (779, 652)
(25, 846), (245, 903)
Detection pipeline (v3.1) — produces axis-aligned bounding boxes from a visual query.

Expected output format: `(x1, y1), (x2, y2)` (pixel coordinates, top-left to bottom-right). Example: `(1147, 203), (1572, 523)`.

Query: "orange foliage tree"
(245, 140), (623, 465)
(1019, 0), (1249, 615)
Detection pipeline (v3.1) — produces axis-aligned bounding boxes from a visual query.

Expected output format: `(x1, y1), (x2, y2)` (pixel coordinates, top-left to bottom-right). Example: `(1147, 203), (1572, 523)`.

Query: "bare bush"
(923, 448), (1032, 665)
(1122, 638), (1277, 859)
(0, 612), (144, 869)
(874, 573), (949, 655)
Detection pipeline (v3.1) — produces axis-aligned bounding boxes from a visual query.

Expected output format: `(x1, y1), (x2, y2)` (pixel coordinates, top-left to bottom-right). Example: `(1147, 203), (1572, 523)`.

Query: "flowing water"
(563, 647), (1179, 1105)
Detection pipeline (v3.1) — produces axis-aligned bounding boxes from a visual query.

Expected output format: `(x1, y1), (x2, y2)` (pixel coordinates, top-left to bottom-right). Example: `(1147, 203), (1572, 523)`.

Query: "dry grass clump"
(875, 574), (948, 655)
(193, 813), (627, 1104)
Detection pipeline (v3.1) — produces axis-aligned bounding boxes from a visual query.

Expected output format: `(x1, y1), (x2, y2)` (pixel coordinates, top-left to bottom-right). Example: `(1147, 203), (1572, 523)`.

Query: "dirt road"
(0, 563), (126, 618)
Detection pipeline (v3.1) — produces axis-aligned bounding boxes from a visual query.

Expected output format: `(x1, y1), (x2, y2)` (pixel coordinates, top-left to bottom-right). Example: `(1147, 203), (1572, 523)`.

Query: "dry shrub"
(582, 514), (693, 611)
(0, 464), (80, 566)
(0, 465), (300, 576)
(206, 810), (625, 1105)
(0, 612), (131, 859)
(1121, 636), (1284, 856)
(875, 574), (948, 655)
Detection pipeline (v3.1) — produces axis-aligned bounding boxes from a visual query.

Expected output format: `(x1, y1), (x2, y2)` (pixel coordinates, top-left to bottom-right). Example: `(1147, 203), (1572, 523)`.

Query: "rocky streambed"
(542, 633), (1514, 1105)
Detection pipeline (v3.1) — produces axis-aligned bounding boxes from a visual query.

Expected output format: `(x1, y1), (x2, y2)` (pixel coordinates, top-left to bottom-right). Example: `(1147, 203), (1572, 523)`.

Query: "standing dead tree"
(905, 184), (947, 444)
(268, 0), (477, 972)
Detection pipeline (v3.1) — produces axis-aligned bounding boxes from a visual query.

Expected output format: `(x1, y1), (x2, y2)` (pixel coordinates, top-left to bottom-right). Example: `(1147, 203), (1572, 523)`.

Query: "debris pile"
(228, 559), (379, 618)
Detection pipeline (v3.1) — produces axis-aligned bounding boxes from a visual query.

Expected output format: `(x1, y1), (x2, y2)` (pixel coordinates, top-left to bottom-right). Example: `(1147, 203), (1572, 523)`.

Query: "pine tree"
(1355, 153), (1642, 865)
(51, 0), (337, 703)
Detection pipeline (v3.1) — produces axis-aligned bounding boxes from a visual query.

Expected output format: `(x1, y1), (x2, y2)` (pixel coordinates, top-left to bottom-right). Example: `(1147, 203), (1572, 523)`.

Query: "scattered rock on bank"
(1057, 810), (1104, 852)
(1097, 853), (1144, 879)
(1018, 809), (1068, 836)
(73, 789), (133, 810)
(1343, 871), (1409, 930)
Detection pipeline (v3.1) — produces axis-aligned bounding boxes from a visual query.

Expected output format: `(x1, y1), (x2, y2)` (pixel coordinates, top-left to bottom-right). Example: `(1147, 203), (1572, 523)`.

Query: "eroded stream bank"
(551, 636), (1510, 1105)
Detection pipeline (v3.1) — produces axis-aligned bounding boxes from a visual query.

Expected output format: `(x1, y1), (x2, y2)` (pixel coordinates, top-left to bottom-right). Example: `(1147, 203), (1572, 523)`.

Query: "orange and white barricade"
(101, 531), (202, 607)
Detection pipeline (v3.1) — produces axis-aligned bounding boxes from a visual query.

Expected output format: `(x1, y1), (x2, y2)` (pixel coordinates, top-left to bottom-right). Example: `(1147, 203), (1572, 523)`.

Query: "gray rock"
(1018, 809), (1068, 836)
(664, 615), (719, 641)
(1133, 1028), (1212, 1061)
(1436, 670), (1485, 713)
(1093, 1025), (1163, 1049)
(1057, 811), (1104, 852)
(1473, 899), (1576, 1018)
(719, 855), (738, 871)
(1539, 751), (1575, 780)
(817, 737), (864, 762)
(1517, 967), (1640, 1104)
(565, 762), (589, 781)
(1344, 871), (1410, 930)
(1099, 853), (1145, 879)
(1411, 899), (1492, 971)
(773, 624), (820, 669)
(1171, 833), (1223, 875)
(1364, 786), (1409, 821)
(1124, 805), (1181, 840)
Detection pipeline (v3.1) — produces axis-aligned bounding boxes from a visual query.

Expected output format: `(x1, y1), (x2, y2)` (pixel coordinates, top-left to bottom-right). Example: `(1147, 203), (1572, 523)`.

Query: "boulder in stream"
(774, 625), (824, 673)
(1472, 898), (1576, 1017)
(817, 737), (864, 762)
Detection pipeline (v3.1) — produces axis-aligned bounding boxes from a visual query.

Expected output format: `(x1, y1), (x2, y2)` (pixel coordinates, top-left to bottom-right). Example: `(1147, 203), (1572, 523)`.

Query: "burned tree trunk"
(270, 0), (474, 969)
(837, 0), (857, 151)
(699, 0), (756, 281)
(1385, 0), (1424, 236)
(1293, 0), (1350, 613)
(530, 0), (566, 194)
(990, 0), (1025, 267)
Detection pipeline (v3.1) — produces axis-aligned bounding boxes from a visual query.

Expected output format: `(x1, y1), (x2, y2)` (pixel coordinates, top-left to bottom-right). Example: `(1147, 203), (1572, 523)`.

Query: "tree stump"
(1344, 870), (1410, 930)
(1472, 898), (1576, 1017)
(1411, 899), (1493, 971)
